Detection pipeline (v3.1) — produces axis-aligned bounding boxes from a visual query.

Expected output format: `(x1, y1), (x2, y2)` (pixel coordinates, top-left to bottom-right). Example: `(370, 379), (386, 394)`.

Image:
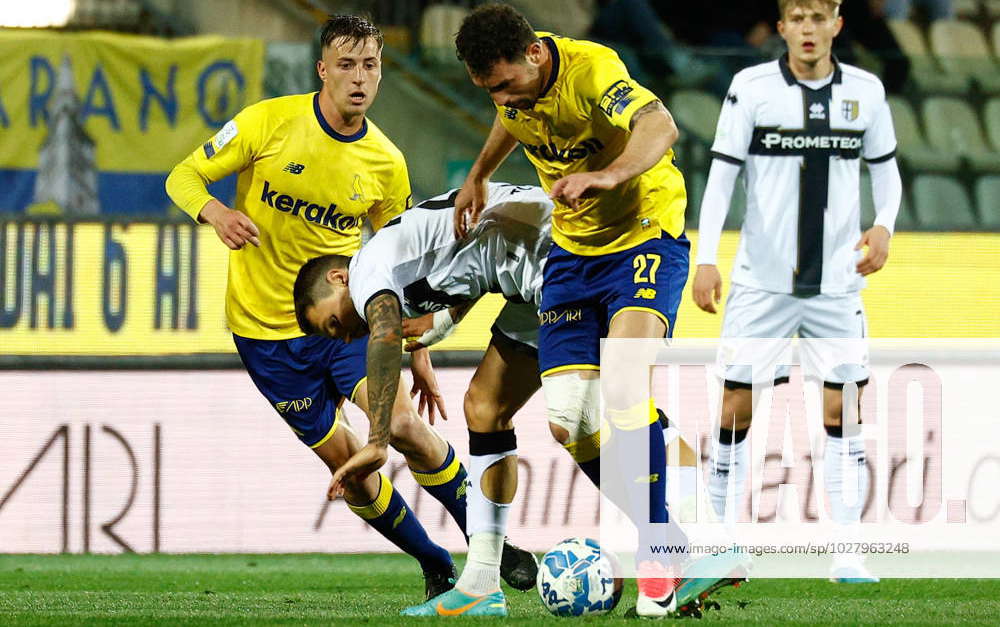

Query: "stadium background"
(1, 0), (999, 564)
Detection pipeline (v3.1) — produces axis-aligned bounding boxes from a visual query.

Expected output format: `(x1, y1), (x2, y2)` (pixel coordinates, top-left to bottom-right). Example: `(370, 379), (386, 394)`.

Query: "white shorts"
(491, 301), (539, 355)
(718, 284), (869, 387)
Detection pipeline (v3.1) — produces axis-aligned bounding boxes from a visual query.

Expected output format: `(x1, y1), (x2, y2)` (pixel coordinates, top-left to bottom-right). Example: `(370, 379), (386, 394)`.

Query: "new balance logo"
(260, 180), (362, 232)
(523, 139), (604, 163)
(809, 103), (826, 120)
(634, 287), (657, 300)
(282, 162), (305, 174)
(393, 507), (407, 529)
(504, 107), (518, 120)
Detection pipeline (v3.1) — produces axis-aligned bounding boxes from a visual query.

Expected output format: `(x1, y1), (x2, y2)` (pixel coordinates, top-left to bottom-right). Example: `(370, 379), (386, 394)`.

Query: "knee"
(542, 373), (599, 444)
(548, 421), (570, 444)
(464, 384), (514, 433)
(388, 408), (424, 455)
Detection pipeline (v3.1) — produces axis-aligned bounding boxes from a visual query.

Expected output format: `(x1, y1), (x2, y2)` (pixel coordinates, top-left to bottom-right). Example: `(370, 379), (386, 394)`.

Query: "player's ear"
(525, 40), (542, 64)
(316, 59), (326, 82)
(833, 15), (843, 36)
(325, 267), (347, 287)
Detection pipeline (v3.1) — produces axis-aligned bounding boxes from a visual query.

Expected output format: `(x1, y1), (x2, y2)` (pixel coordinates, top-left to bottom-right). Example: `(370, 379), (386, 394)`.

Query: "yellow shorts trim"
(563, 430), (601, 463)
(350, 376), (367, 404)
(411, 453), (461, 487)
(608, 306), (670, 335)
(606, 399), (659, 431)
(541, 363), (600, 378)
(309, 408), (342, 449)
(347, 472), (394, 520)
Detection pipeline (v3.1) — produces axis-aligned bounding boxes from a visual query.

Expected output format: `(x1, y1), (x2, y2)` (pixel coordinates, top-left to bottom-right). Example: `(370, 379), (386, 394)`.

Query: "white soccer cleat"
(633, 561), (680, 618)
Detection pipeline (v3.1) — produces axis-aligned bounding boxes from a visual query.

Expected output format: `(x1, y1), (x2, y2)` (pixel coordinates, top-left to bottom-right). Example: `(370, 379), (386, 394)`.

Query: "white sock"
(456, 532), (505, 595)
(825, 434), (869, 526)
(456, 443), (516, 595)
(707, 437), (748, 523)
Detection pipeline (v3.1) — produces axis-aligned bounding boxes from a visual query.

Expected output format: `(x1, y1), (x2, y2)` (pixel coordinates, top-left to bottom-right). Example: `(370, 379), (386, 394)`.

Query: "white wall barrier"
(2, 346), (998, 564)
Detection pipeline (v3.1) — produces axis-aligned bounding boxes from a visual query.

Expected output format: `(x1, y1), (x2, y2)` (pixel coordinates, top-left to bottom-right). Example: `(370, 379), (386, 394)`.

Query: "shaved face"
(317, 36), (382, 121)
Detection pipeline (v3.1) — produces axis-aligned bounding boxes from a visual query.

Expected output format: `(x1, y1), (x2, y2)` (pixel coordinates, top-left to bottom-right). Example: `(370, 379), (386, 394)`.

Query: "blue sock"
(348, 473), (453, 573)
(610, 421), (686, 567)
(410, 444), (468, 539)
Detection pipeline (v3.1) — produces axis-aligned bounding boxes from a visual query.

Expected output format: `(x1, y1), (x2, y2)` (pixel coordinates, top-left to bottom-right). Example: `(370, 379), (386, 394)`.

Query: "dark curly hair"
(293, 254), (350, 335)
(455, 4), (538, 78)
(319, 14), (383, 52)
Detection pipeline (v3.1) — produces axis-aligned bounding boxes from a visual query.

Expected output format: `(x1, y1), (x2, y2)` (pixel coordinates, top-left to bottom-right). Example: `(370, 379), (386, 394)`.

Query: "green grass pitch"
(1, 553), (999, 624)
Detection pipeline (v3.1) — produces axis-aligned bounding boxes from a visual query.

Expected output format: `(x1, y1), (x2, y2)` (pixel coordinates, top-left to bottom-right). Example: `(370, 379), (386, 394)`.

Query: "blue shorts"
(233, 333), (367, 448)
(538, 232), (690, 377)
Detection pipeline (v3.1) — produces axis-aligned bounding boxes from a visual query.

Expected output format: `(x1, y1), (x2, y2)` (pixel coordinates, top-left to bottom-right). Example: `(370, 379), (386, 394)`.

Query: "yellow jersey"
(166, 92), (411, 340)
(496, 33), (686, 255)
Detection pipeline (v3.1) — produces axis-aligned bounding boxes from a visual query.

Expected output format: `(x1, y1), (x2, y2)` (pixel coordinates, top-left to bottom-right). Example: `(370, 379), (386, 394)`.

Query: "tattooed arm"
(364, 291), (404, 448)
(548, 100), (678, 209)
(329, 291), (402, 493)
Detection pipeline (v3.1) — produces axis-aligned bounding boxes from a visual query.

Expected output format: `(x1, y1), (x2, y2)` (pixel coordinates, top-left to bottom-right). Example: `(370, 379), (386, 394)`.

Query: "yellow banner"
(1, 224), (997, 357)
(0, 30), (263, 213)
(1, 221), (231, 354)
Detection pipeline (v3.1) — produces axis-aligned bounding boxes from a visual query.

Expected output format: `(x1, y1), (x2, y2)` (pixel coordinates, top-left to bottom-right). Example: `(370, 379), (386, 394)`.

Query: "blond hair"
(778, 0), (842, 18)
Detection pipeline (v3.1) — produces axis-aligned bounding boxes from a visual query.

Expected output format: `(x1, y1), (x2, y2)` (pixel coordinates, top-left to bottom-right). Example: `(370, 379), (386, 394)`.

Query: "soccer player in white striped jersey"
(692, 0), (902, 584)
(296, 183), (743, 617)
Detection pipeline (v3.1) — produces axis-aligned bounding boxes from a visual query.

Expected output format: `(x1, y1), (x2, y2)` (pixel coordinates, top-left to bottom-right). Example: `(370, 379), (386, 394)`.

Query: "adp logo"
(275, 397), (313, 413)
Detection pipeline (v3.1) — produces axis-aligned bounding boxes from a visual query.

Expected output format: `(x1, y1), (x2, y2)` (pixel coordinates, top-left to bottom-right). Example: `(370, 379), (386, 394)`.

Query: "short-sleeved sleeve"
(578, 52), (659, 132)
(862, 89), (897, 163)
(348, 244), (402, 324)
(368, 155), (412, 231)
(710, 75), (755, 164)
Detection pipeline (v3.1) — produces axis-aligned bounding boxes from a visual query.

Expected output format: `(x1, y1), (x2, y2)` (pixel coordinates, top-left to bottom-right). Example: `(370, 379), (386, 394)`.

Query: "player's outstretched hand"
(409, 347), (448, 424)
(855, 225), (891, 276)
(454, 177), (488, 238)
(328, 443), (388, 500)
(200, 199), (260, 250)
(692, 264), (723, 314)
(548, 170), (617, 209)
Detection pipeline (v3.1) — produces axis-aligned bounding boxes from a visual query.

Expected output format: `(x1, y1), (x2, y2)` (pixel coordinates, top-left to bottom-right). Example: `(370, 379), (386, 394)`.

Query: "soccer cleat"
(423, 563), (457, 601)
(673, 550), (751, 617)
(401, 588), (507, 617)
(829, 560), (879, 584)
(500, 538), (539, 591)
(632, 560), (680, 618)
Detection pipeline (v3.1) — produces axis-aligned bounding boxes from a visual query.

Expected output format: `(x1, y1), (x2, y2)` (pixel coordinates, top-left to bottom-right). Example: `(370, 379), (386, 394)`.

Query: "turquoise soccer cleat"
(830, 562), (880, 584)
(400, 588), (508, 617)
(674, 550), (751, 617)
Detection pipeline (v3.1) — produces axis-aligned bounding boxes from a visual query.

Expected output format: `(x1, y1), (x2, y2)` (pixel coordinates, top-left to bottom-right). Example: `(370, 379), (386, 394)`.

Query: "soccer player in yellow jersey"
(425, 4), (745, 619)
(164, 15), (539, 600)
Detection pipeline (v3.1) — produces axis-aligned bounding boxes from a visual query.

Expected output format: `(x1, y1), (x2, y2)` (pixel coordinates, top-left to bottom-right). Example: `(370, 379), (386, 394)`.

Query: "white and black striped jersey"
(349, 183), (553, 322)
(711, 55), (897, 295)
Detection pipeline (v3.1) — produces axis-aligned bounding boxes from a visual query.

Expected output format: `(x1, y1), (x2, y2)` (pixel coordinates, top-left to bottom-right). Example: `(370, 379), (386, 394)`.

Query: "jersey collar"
(779, 53), (843, 87)
(537, 36), (561, 100)
(313, 92), (368, 143)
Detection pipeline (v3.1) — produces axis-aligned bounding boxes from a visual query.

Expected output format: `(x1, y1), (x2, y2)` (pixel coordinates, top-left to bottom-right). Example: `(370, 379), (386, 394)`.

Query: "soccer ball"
(536, 537), (623, 617)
